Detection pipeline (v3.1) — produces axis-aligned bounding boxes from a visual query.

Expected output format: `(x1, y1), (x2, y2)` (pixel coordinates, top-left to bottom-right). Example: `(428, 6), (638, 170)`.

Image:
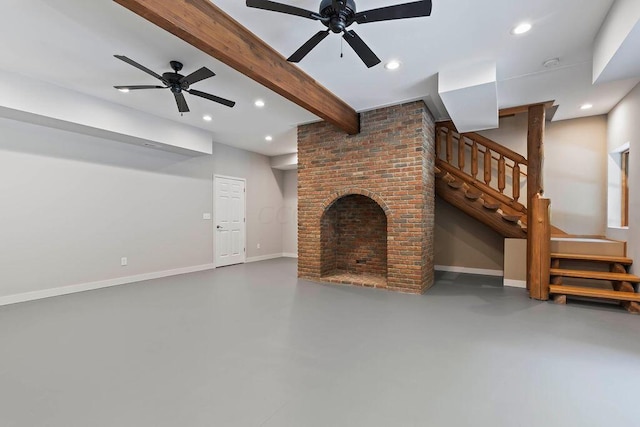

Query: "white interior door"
(214, 176), (246, 267)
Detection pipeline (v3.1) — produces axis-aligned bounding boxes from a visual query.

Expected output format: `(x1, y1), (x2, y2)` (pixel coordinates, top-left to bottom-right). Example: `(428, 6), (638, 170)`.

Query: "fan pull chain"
(340, 37), (344, 59)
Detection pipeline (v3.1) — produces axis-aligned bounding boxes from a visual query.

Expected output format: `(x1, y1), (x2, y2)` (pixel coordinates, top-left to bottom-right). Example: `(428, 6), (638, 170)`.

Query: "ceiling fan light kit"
(246, 0), (432, 68)
(113, 55), (236, 113)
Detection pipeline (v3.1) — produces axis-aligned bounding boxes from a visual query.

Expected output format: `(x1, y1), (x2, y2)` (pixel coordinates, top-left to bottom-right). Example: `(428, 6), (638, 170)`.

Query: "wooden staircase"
(549, 247), (640, 314)
(435, 119), (640, 314)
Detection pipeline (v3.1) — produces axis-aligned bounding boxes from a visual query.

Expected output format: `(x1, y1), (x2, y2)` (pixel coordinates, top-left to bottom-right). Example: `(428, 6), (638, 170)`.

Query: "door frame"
(213, 174), (247, 267)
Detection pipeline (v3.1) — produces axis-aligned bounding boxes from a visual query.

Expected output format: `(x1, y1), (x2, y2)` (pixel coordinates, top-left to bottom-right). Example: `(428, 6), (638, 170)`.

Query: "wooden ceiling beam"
(499, 101), (555, 118)
(113, 0), (360, 135)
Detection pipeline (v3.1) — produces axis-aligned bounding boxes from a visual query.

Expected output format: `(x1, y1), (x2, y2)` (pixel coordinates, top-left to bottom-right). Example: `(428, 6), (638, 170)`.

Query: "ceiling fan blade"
(114, 85), (166, 90)
(114, 55), (165, 82)
(246, 0), (320, 20)
(188, 89), (236, 108)
(355, 0), (432, 24)
(342, 30), (381, 68)
(173, 92), (190, 113)
(287, 30), (330, 63)
(180, 67), (215, 86)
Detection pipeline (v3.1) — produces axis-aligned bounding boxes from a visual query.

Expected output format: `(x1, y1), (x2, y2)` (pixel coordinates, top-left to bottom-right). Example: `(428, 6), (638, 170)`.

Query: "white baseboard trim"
(0, 263), (216, 307)
(246, 253), (298, 262)
(435, 265), (504, 277)
(245, 254), (284, 263)
(504, 279), (527, 289)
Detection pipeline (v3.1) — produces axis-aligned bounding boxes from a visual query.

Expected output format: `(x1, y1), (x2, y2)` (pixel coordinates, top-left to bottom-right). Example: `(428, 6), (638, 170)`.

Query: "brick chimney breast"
(297, 101), (435, 294)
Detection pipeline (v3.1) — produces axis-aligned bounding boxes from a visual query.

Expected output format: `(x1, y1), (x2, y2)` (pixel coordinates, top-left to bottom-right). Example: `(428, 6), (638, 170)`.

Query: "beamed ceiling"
(1, 0), (639, 155)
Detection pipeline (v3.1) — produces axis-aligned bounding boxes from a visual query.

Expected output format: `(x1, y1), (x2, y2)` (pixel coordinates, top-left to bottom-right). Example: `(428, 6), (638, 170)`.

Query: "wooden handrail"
(438, 121), (528, 166)
(436, 159), (526, 213)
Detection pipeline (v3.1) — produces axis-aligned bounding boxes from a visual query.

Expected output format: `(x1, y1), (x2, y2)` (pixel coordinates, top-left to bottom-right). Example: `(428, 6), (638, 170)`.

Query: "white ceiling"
(1, 0), (639, 156)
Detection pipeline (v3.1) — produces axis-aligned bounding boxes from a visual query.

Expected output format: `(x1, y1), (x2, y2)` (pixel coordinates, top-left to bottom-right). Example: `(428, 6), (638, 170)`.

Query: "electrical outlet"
(121, 257), (128, 266)
(203, 213), (212, 220)
(257, 243), (261, 249)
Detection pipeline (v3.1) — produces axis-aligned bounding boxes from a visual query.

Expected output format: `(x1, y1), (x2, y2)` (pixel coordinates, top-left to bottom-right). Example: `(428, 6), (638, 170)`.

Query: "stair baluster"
(458, 135), (465, 172)
(471, 142), (479, 179)
(484, 149), (492, 185)
(513, 164), (521, 203)
(498, 155), (506, 193)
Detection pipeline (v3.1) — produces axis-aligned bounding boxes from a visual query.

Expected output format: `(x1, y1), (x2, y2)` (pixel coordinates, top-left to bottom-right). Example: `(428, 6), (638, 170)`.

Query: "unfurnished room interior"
(1, 1), (640, 426)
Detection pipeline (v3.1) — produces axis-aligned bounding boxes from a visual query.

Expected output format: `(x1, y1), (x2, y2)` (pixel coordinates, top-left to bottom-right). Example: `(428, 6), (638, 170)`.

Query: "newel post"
(526, 104), (550, 300)
(527, 104), (545, 205)
(528, 195), (551, 300)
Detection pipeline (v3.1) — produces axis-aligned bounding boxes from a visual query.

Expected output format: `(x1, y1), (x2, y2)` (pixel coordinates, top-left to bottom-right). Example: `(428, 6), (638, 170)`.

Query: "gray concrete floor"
(1, 258), (639, 427)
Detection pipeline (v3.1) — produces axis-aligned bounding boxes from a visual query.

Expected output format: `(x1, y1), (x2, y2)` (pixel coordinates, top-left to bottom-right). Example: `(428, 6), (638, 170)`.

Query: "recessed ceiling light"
(511, 22), (532, 35)
(254, 99), (265, 108)
(265, 135), (273, 142)
(580, 103), (593, 110)
(385, 60), (401, 70)
(203, 114), (213, 121)
(118, 88), (130, 93)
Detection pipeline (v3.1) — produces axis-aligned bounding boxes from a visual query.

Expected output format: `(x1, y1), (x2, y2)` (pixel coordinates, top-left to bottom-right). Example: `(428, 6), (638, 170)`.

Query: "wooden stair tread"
(465, 190), (482, 201)
(551, 253), (632, 265)
(549, 268), (640, 282)
(549, 285), (640, 302)
(447, 180), (464, 189)
(483, 200), (500, 210)
(502, 214), (522, 223)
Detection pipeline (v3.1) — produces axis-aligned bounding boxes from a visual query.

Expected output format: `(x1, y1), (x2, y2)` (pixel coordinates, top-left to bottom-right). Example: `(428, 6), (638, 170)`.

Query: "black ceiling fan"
(113, 55), (236, 113)
(246, 0), (432, 68)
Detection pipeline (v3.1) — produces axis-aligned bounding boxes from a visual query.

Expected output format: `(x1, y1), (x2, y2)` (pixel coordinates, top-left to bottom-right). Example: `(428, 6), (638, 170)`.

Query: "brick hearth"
(297, 101), (435, 294)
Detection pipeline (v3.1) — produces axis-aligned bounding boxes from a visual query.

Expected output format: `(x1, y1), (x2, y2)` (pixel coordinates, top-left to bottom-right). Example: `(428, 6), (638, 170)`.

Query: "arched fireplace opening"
(320, 194), (388, 288)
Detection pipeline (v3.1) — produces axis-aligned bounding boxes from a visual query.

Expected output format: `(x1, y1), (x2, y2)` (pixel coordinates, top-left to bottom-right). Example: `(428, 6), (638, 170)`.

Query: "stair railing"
(436, 121), (527, 212)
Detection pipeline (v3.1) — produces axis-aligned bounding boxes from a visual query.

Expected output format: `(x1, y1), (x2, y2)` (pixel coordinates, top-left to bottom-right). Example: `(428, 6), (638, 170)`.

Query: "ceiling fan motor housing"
(320, 0), (356, 33)
(164, 61), (189, 93)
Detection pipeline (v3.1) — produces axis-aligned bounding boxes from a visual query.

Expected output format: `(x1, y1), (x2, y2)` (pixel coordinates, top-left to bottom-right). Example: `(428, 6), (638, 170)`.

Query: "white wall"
(479, 115), (608, 235)
(282, 169), (298, 257)
(607, 81), (640, 273)
(0, 117), (285, 299)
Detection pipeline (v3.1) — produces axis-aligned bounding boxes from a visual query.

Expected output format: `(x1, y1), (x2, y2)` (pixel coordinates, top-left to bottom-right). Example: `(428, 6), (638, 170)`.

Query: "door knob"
(217, 225), (222, 229)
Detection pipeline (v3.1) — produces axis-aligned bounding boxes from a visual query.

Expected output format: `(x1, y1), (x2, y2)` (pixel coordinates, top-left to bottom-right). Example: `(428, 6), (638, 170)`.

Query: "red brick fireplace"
(297, 101), (435, 294)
